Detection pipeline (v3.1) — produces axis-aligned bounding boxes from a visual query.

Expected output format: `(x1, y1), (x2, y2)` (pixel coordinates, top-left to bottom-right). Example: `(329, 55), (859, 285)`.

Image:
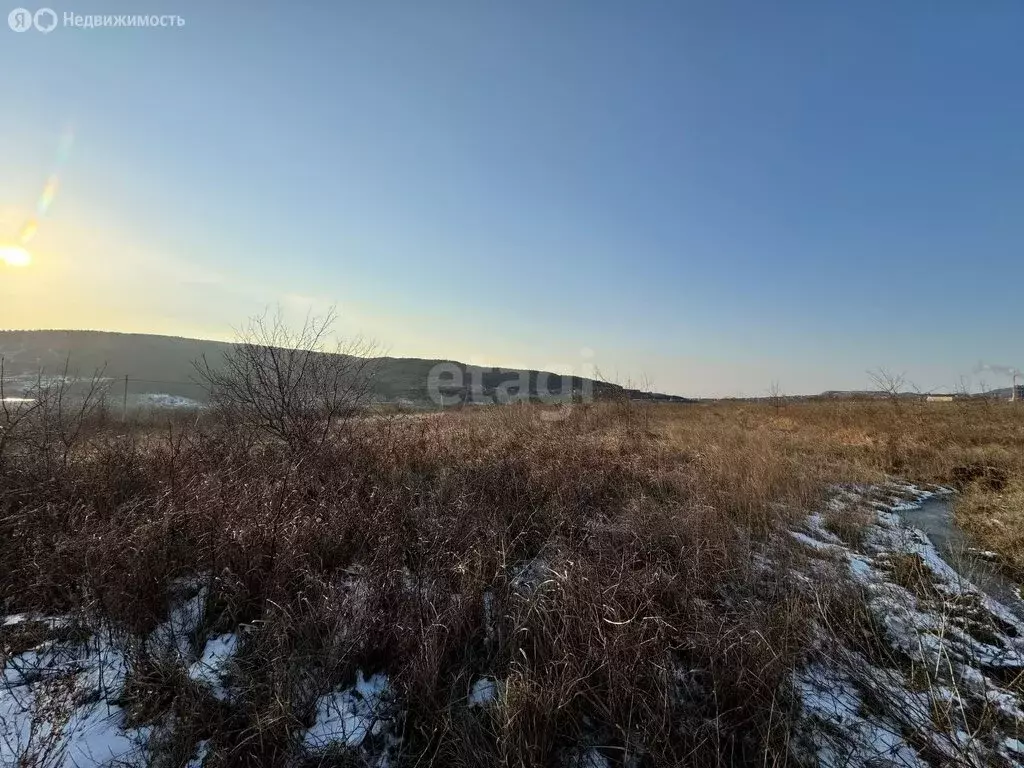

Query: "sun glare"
(0, 245), (32, 267)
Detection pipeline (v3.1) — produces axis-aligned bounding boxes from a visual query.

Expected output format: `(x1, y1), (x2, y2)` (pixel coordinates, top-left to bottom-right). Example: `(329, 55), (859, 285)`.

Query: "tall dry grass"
(1, 395), (1022, 766)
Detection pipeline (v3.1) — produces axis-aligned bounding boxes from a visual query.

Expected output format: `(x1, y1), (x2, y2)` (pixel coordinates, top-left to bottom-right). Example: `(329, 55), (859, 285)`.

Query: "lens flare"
(0, 245), (32, 267)
(8, 127), (74, 254)
(37, 177), (59, 216)
(19, 218), (39, 244)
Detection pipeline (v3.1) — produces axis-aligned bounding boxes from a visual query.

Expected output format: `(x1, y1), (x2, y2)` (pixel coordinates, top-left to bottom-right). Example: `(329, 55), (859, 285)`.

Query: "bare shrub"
(867, 367), (908, 405)
(194, 308), (377, 453)
(767, 379), (785, 412)
(3, 393), (1024, 765)
(0, 357), (110, 475)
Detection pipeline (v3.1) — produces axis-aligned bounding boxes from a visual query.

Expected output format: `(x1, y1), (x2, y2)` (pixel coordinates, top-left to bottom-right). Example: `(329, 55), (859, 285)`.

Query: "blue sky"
(1, 1), (1021, 396)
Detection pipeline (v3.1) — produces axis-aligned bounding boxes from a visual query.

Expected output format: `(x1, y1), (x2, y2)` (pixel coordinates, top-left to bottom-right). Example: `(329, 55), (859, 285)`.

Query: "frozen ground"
(789, 483), (1024, 767)
(3, 484), (1022, 765)
(0, 581), (227, 767)
(303, 670), (401, 765)
(133, 393), (205, 409)
(0, 620), (148, 766)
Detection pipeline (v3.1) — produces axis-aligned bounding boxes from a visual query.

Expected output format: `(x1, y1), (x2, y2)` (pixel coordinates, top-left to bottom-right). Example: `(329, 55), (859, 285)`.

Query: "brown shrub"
(3, 397), (1023, 765)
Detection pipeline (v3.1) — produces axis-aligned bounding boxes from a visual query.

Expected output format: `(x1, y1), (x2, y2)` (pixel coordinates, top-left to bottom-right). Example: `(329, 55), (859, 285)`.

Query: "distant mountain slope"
(816, 390), (922, 400)
(0, 331), (229, 390)
(979, 386), (1023, 400)
(815, 388), (1021, 401)
(0, 330), (693, 406)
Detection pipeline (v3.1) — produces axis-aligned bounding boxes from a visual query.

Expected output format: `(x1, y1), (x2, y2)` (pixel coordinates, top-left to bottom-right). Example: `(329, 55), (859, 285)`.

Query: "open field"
(6, 4), (1022, 765)
(2, 395), (1023, 766)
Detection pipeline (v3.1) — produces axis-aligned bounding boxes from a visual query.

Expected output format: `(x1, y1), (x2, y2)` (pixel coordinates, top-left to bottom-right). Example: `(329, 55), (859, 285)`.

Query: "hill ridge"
(0, 330), (693, 406)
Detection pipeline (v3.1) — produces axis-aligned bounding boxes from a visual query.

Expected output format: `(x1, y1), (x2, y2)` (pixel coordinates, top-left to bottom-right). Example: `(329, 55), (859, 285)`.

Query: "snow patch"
(187, 633), (238, 700)
(794, 663), (926, 768)
(0, 586), (222, 767)
(565, 746), (611, 768)
(790, 482), (1024, 768)
(135, 393), (204, 409)
(150, 582), (207, 661)
(303, 670), (398, 753)
(468, 677), (499, 707)
(187, 738), (210, 767)
(0, 631), (143, 767)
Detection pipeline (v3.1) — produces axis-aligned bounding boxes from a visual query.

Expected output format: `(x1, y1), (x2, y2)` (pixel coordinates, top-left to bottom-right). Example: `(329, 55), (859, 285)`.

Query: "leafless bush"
(3, 397), (1024, 764)
(0, 357), (110, 474)
(194, 308), (378, 453)
(867, 367), (909, 411)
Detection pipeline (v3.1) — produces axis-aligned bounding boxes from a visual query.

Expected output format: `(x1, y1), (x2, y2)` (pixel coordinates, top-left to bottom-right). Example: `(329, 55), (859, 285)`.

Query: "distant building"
(925, 395), (955, 403)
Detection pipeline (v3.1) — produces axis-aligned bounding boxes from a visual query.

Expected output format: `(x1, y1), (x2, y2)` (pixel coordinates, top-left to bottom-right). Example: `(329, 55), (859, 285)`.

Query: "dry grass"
(1, 395), (1022, 766)
(956, 479), (1024, 578)
(821, 504), (875, 548)
(878, 553), (942, 600)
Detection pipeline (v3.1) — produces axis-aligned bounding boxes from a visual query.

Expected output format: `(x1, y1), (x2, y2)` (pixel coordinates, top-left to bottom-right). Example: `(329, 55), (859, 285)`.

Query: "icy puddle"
(790, 483), (1024, 768)
(898, 495), (1024, 620)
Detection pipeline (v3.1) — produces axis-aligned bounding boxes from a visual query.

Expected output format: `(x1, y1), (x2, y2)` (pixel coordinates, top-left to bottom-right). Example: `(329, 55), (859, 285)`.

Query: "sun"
(0, 245), (32, 267)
